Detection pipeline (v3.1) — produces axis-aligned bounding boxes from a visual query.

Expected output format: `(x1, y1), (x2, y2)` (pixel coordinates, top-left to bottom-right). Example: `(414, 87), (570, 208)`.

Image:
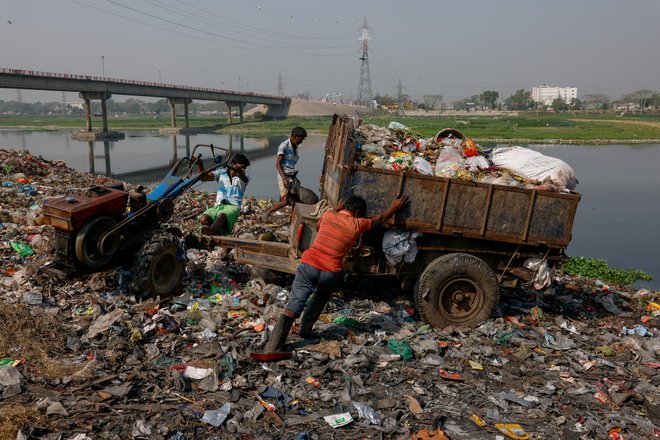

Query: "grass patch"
(565, 256), (653, 286)
(0, 406), (45, 440)
(2, 112), (660, 142)
(0, 304), (88, 380)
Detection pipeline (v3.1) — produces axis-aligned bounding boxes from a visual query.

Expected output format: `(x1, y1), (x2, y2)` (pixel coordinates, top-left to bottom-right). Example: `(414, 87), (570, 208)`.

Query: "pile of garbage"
(1, 148), (659, 439)
(356, 122), (578, 192)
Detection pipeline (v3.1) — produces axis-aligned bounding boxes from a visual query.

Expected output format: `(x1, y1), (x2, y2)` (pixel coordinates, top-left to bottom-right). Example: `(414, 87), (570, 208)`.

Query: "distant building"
(532, 85), (577, 106)
(323, 93), (343, 104)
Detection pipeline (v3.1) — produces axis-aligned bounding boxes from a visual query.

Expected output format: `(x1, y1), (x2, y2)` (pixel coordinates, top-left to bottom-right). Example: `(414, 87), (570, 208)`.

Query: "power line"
(140, 0), (354, 50)
(104, 0), (353, 55)
(70, 0), (355, 57)
(173, 0), (354, 41)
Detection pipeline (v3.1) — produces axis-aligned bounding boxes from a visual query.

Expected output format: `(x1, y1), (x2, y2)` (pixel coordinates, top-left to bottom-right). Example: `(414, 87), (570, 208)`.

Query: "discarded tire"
(130, 231), (185, 299)
(416, 253), (499, 328)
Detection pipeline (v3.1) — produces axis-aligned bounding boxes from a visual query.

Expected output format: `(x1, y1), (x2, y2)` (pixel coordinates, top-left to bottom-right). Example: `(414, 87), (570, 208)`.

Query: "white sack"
(490, 146), (578, 190)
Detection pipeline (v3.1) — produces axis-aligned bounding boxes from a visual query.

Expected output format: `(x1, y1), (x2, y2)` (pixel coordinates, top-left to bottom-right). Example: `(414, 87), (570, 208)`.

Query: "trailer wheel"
(415, 253), (499, 328)
(130, 231), (185, 299)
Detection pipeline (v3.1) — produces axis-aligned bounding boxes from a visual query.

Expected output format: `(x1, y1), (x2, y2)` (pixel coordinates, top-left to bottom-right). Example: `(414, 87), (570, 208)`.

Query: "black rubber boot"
(299, 293), (330, 340)
(263, 315), (295, 353)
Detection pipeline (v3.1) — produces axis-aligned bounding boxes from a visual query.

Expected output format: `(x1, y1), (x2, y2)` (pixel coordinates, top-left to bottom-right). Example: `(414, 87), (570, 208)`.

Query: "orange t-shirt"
(300, 210), (373, 273)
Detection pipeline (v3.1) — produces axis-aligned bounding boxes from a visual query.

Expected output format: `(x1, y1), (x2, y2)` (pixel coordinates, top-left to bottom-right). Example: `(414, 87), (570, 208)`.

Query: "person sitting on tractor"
(197, 153), (251, 236)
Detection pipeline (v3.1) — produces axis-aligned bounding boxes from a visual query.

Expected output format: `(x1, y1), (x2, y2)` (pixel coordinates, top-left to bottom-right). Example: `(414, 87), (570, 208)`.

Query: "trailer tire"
(130, 231), (185, 299)
(415, 253), (499, 328)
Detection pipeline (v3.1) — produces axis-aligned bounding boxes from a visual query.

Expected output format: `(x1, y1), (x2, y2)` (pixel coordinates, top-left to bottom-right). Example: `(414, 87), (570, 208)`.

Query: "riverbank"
(3, 112), (660, 144)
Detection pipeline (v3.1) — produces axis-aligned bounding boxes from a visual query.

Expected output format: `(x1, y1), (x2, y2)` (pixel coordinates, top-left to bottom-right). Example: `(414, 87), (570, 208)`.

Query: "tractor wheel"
(415, 253), (499, 329)
(129, 231), (185, 299)
(75, 215), (117, 268)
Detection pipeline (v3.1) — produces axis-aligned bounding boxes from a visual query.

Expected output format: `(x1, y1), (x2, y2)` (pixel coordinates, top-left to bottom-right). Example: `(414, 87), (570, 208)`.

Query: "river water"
(1, 129), (659, 290)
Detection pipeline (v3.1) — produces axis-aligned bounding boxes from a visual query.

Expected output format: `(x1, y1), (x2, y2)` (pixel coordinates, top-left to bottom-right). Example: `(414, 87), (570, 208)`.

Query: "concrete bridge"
(0, 67), (290, 140)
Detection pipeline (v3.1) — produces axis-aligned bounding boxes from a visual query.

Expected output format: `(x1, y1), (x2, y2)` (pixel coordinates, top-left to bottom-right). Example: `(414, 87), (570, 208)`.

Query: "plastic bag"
(465, 155), (490, 172)
(412, 157), (434, 175)
(352, 401), (381, 425)
(201, 403), (231, 427)
(388, 121), (408, 130)
(382, 229), (421, 266)
(434, 146), (465, 178)
(10, 241), (33, 257)
(523, 258), (552, 290)
(490, 146), (578, 190)
(387, 339), (413, 361)
(462, 138), (478, 157)
(360, 143), (386, 155)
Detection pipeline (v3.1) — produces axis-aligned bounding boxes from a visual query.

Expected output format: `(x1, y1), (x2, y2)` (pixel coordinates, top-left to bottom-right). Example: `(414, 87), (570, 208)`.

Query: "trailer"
(215, 115), (581, 328)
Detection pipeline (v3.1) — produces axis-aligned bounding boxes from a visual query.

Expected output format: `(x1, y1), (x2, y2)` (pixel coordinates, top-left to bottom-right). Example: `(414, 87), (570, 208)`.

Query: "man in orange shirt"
(261, 194), (409, 354)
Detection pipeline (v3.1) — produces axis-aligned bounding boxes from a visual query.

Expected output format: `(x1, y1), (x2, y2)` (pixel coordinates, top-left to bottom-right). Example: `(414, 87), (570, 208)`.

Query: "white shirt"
(212, 167), (248, 206)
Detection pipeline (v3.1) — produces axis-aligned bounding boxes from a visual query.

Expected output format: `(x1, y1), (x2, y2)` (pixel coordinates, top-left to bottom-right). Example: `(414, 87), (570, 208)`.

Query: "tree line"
(0, 98), (231, 116)
(2, 89), (660, 116)
(376, 89), (660, 112)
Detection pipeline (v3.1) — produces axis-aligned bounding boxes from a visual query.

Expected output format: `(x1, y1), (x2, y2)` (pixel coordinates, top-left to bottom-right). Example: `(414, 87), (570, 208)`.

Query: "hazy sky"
(2, 0), (659, 103)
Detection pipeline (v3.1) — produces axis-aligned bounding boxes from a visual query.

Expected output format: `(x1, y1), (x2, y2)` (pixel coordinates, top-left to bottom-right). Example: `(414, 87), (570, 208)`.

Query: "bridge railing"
(0, 67), (286, 99)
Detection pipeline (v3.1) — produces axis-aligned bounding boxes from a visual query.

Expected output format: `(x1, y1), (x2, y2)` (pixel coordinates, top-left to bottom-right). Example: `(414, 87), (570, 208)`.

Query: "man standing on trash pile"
(262, 126), (307, 222)
(197, 153), (251, 236)
(260, 193), (410, 354)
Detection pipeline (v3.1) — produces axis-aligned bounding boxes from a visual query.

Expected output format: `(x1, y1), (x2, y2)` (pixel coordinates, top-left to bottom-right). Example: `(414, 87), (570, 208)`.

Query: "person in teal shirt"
(198, 153), (251, 236)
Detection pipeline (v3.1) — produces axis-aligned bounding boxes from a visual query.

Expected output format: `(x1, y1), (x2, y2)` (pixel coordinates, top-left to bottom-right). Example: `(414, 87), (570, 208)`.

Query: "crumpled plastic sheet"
(524, 258), (552, 290)
(352, 400), (381, 425)
(382, 229), (421, 266)
(201, 403), (231, 427)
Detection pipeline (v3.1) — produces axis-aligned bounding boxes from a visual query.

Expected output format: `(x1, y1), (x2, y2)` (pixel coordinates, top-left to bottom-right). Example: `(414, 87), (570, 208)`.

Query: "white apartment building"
(532, 85), (578, 106)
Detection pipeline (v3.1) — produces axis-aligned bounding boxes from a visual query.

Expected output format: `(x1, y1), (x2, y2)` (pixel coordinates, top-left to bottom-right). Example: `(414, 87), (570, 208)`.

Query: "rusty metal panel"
(486, 187), (531, 237)
(321, 115), (356, 207)
(527, 192), (580, 246)
(441, 181), (489, 233)
(352, 168), (450, 229)
(352, 169), (399, 215)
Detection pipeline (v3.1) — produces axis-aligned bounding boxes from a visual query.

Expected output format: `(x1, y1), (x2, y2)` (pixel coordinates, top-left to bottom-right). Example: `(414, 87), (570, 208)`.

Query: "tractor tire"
(75, 215), (117, 268)
(415, 253), (499, 329)
(129, 231), (185, 299)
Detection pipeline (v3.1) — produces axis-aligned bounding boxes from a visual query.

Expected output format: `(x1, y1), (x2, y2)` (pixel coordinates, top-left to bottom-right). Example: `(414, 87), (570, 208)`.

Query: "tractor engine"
(41, 183), (185, 298)
(43, 185), (129, 269)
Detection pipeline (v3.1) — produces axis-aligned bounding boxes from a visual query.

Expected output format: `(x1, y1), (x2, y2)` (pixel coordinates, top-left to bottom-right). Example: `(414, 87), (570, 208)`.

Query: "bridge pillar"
(239, 103), (244, 123)
(72, 92), (124, 141)
(100, 95), (109, 133)
(160, 98), (196, 135)
(226, 101), (234, 124)
(168, 98), (177, 128)
(83, 97), (92, 132)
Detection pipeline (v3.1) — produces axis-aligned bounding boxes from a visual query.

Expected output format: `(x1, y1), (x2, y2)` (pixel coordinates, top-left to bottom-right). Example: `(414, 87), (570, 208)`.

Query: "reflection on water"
(0, 129), (327, 200)
(0, 129), (659, 290)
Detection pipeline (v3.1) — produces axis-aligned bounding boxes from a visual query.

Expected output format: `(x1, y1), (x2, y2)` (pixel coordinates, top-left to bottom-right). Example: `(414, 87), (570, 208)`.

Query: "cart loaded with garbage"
(218, 114), (582, 329)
